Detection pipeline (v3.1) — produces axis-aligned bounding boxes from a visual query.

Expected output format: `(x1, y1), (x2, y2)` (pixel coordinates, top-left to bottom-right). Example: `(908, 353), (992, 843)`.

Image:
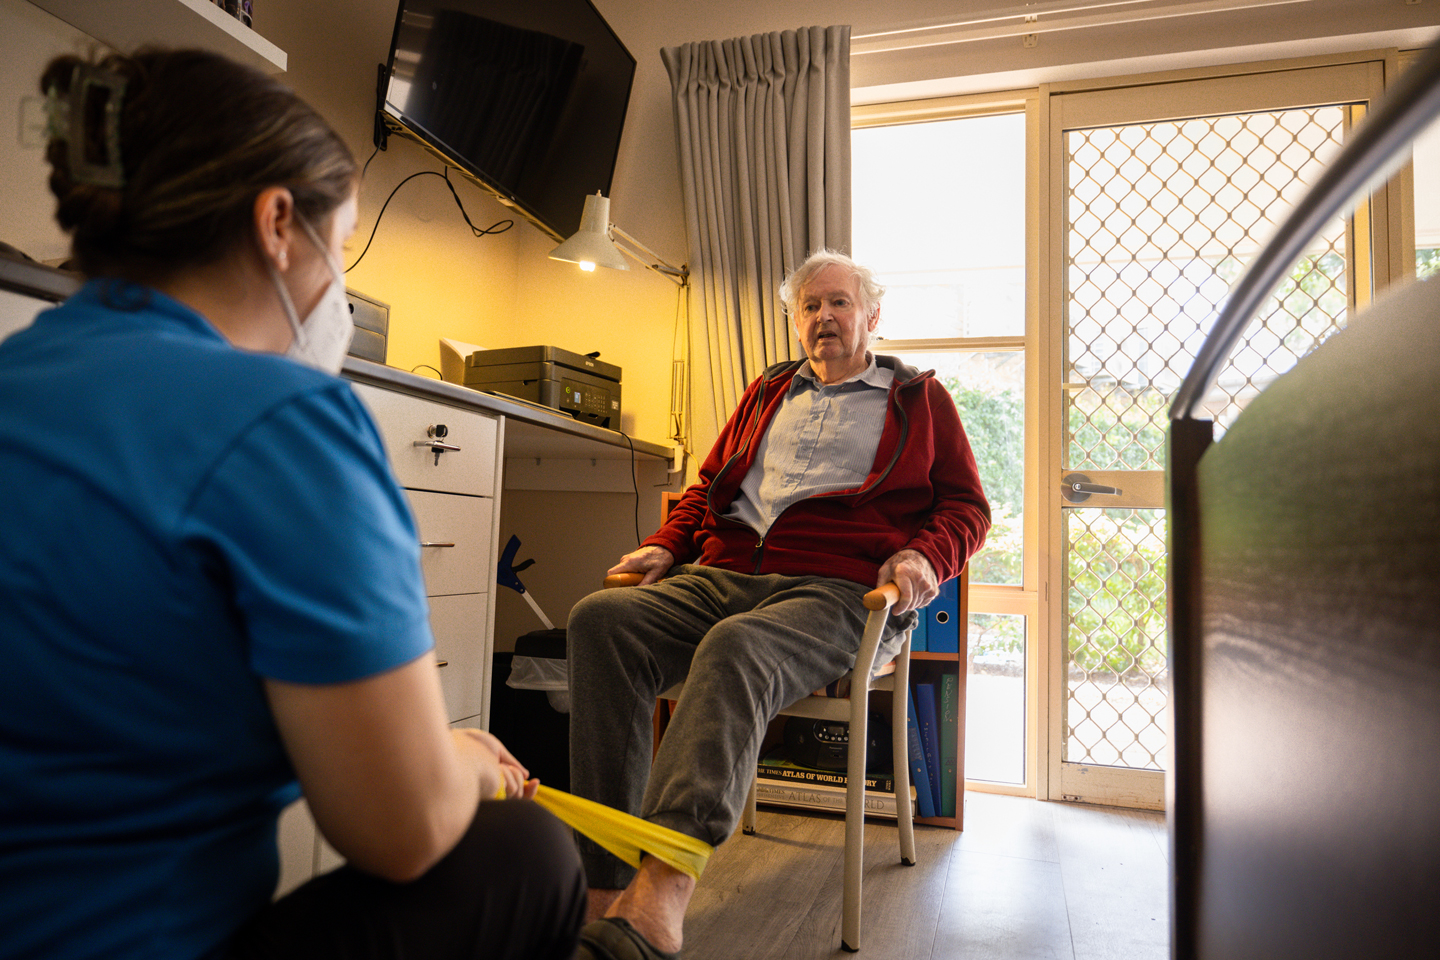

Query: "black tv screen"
(379, 0), (636, 240)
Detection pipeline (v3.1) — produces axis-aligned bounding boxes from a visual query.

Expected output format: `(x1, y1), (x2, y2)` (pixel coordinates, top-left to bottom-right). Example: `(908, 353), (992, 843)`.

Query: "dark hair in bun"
(41, 48), (357, 281)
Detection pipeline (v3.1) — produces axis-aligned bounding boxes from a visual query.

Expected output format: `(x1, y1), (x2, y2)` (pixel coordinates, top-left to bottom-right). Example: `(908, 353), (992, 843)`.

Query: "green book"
(939, 671), (959, 818)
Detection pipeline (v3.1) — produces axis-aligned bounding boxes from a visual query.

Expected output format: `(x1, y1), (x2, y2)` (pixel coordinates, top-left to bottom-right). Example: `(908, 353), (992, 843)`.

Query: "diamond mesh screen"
(1063, 106), (1352, 770)
(1067, 107), (1349, 470)
(1066, 508), (1169, 769)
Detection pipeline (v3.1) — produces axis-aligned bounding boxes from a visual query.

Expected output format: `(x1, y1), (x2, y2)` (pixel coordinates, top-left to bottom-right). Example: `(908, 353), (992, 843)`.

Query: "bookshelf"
(909, 625), (967, 830)
(28, 0), (286, 74)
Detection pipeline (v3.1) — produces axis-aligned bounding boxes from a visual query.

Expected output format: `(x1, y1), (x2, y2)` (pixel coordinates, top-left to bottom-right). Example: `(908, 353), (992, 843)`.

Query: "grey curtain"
(662, 26), (852, 460)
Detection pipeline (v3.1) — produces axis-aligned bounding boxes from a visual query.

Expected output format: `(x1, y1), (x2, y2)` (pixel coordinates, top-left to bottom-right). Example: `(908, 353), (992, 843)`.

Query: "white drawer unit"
(351, 380), (501, 726)
(276, 376), (505, 898)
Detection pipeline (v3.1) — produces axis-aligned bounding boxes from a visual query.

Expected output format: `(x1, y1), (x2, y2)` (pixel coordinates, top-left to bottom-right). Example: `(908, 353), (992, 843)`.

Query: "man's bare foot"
(604, 858), (695, 955)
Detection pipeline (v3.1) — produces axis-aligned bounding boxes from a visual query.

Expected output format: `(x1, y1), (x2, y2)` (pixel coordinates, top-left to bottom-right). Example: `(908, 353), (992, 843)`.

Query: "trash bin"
(489, 628), (570, 793)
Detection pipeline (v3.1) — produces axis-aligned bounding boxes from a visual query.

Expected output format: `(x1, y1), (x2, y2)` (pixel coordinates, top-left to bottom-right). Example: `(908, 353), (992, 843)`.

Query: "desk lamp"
(549, 193), (688, 286)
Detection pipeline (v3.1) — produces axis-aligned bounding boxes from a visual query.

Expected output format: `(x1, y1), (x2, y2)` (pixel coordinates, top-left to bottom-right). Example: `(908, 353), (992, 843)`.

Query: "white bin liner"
(506, 655), (570, 713)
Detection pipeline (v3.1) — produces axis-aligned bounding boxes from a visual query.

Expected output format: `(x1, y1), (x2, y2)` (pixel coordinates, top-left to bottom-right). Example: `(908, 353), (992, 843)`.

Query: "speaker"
(782, 712), (893, 772)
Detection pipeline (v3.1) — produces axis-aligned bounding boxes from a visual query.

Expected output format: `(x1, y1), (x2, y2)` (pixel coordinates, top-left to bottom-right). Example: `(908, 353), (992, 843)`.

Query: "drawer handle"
(414, 439), (461, 466)
(420, 541), (456, 548)
(435, 660), (449, 668)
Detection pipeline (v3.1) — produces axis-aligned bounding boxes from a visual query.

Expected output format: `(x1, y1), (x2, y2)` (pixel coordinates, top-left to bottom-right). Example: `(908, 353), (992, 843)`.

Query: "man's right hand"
(607, 545), (676, 586)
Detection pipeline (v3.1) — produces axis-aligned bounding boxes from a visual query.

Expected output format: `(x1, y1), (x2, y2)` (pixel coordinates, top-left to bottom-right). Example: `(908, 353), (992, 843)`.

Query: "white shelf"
(29, 0), (285, 74)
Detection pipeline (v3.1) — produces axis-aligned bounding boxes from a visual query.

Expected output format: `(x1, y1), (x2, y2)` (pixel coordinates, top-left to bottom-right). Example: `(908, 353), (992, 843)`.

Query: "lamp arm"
(609, 223), (689, 286)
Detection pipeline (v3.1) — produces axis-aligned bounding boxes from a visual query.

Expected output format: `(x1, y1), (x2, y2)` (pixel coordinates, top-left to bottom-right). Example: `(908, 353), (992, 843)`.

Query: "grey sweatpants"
(566, 564), (912, 889)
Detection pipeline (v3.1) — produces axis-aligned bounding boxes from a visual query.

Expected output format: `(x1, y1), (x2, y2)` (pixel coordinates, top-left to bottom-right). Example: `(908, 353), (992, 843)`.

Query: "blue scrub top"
(0, 280), (434, 960)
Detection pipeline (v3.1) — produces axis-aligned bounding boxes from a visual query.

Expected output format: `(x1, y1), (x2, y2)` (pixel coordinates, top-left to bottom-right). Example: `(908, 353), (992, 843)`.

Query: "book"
(757, 749), (896, 794)
(905, 685), (937, 818)
(914, 681), (943, 815)
(939, 671), (959, 818)
(752, 778), (915, 820)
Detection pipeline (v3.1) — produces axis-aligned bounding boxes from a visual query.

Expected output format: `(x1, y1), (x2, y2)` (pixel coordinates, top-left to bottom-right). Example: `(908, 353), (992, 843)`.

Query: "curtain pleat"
(662, 25), (851, 461)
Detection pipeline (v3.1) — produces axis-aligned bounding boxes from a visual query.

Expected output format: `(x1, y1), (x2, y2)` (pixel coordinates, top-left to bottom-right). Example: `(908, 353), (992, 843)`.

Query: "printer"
(462, 345), (621, 429)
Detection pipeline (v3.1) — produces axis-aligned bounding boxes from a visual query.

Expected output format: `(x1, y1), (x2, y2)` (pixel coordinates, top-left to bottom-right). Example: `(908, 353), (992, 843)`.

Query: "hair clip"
(46, 63), (127, 189)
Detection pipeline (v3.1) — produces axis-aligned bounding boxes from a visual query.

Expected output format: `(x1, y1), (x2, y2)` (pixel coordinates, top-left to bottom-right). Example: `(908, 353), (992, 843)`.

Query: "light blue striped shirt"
(724, 355), (895, 535)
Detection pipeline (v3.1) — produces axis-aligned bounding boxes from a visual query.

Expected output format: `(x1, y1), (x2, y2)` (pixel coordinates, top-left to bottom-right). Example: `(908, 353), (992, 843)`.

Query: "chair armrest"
(865, 582), (900, 611)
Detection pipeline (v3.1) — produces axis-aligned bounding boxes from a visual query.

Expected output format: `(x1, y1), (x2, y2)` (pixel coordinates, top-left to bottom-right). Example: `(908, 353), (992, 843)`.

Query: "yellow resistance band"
(529, 784), (713, 880)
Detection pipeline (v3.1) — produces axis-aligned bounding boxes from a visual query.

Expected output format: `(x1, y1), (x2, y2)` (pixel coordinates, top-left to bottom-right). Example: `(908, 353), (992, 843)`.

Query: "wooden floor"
(682, 792), (1169, 960)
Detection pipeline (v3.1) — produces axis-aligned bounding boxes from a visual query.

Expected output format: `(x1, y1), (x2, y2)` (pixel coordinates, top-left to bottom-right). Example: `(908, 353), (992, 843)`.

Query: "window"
(1413, 111), (1440, 279)
(853, 108), (1030, 786)
(853, 112), (1026, 588)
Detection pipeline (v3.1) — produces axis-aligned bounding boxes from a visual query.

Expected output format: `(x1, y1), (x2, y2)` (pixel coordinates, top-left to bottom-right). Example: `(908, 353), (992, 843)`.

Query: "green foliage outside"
(1419, 247), (1440, 280)
(944, 377), (1023, 585)
(941, 377), (1025, 662)
(1068, 388), (1169, 471)
(1068, 510), (1167, 680)
(1065, 394), (1170, 681)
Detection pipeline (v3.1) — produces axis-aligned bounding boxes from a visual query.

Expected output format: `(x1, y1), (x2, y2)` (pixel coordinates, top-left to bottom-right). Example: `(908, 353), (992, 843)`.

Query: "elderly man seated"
(569, 249), (991, 960)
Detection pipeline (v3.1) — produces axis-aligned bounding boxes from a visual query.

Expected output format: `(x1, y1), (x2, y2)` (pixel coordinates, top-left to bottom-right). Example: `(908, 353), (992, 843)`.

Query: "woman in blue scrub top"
(0, 49), (583, 960)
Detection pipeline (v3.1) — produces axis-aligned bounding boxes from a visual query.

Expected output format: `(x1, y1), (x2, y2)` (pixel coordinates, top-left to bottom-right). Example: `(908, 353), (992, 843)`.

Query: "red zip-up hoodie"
(644, 355), (991, 587)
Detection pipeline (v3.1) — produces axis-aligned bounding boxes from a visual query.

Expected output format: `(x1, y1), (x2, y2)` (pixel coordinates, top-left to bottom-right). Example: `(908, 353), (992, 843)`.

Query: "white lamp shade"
(549, 193), (629, 272)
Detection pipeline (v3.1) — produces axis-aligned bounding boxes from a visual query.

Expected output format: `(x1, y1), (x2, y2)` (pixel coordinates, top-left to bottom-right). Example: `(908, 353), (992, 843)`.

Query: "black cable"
(345, 168), (513, 273)
(441, 167), (514, 240)
(410, 364), (443, 379)
(359, 143), (380, 183)
(619, 430), (641, 546)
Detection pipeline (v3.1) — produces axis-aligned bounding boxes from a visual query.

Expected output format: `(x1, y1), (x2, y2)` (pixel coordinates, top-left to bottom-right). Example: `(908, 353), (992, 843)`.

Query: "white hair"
(779, 249), (885, 318)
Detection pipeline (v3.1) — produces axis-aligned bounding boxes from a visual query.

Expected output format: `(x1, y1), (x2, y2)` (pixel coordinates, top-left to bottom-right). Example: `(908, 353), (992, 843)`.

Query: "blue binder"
(909, 604), (929, 652)
(926, 577), (960, 653)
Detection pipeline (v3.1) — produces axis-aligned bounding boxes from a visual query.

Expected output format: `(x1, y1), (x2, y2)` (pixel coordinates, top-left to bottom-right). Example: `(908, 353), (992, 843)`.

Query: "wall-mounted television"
(377, 0), (637, 241)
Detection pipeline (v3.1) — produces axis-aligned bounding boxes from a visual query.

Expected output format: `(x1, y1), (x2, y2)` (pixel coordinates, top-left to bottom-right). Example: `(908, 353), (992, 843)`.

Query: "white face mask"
(267, 218), (354, 374)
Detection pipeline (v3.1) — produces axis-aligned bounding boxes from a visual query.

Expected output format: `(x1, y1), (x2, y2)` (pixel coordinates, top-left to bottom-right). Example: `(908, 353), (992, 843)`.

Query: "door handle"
(1062, 473), (1123, 503)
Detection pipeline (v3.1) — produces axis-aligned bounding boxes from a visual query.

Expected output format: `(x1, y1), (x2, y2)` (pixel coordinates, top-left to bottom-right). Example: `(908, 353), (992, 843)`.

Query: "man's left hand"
(876, 549), (939, 615)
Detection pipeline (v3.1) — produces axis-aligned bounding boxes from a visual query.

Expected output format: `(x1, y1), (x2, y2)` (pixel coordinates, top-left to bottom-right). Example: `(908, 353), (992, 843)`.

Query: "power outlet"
(1022, 34), (1039, 48)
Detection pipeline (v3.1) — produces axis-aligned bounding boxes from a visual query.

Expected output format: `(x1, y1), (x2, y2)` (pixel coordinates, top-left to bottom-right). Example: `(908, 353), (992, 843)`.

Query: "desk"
(342, 356), (677, 702)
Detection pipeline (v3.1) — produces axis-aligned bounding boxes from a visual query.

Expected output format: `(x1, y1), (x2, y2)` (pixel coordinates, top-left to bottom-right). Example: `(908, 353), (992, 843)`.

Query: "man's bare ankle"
(605, 858), (695, 954)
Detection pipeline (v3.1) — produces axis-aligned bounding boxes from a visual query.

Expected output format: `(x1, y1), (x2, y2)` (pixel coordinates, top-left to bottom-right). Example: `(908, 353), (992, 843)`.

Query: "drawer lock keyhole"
(413, 425), (461, 466)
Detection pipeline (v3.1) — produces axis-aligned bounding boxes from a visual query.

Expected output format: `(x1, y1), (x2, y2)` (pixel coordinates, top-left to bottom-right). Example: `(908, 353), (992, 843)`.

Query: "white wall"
(0, 0), (92, 265)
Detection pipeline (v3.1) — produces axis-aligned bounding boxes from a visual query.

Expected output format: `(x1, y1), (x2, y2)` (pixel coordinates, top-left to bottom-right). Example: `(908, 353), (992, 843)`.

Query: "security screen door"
(1046, 57), (1387, 808)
